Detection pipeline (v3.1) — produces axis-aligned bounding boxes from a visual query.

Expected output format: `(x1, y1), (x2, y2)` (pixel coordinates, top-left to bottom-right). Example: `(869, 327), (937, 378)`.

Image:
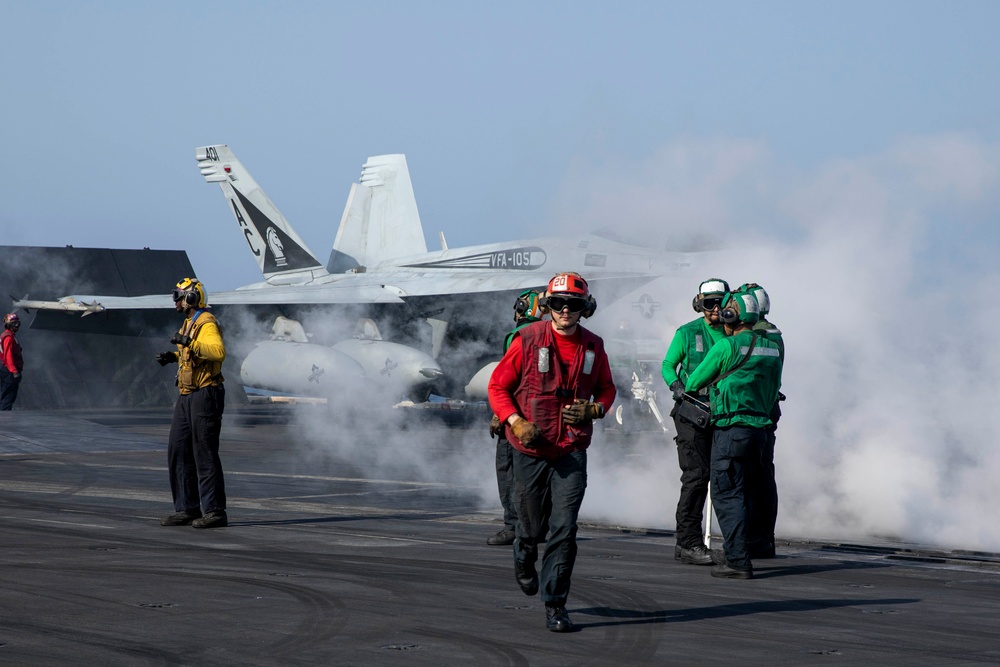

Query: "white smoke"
(249, 132), (1000, 552)
(227, 304), (498, 500)
(547, 132), (1000, 550)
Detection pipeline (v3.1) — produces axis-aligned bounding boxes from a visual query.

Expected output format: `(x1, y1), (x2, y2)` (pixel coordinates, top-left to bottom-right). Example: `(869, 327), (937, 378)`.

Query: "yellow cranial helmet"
(172, 277), (207, 309)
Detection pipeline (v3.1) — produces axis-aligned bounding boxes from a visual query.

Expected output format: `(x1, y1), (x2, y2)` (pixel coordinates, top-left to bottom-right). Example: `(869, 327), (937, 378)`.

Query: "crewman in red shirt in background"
(0, 313), (24, 411)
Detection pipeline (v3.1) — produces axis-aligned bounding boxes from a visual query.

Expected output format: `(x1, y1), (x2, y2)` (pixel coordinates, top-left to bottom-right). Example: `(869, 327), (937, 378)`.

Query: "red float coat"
(1, 330), (22, 373)
(488, 320), (616, 460)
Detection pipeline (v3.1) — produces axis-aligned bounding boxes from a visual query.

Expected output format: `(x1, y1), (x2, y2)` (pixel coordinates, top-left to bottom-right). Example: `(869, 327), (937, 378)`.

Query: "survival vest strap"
(710, 332), (758, 389)
(186, 309), (205, 336)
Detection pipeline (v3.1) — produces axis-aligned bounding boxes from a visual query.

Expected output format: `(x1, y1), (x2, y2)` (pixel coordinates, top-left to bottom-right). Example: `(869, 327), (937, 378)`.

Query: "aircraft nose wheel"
(612, 402), (635, 436)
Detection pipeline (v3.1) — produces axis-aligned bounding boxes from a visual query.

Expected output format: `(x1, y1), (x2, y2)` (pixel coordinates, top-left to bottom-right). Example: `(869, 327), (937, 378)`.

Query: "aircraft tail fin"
(196, 145), (328, 284)
(329, 154), (427, 273)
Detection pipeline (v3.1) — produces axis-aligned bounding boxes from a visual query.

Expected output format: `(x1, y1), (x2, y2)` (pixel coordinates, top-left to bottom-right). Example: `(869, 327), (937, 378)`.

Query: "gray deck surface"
(0, 406), (997, 666)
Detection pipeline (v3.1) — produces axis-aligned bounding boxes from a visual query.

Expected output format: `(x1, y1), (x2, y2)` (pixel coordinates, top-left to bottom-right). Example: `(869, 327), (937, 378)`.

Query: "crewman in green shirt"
(743, 282), (783, 559)
(487, 289), (546, 546)
(661, 278), (729, 566)
(686, 288), (783, 579)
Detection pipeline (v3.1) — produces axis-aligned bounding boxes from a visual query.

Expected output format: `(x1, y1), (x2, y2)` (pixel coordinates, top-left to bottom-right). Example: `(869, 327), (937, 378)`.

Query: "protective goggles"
(171, 288), (189, 303)
(547, 295), (587, 313)
(700, 297), (722, 310)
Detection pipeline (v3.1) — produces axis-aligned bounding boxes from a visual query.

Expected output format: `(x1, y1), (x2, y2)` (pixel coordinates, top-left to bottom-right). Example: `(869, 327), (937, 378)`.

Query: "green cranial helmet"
(513, 289), (543, 321)
(719, 289), (760, 326)
(739, 283), (770, 316)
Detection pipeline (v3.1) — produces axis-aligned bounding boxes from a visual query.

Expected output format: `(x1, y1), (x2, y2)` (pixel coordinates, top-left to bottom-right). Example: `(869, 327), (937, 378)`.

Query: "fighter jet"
(18, 144), (687, 312)
(16, 144), (692, 390)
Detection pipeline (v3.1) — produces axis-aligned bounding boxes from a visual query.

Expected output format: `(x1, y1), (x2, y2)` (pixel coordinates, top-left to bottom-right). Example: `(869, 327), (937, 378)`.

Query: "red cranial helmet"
(543, 272), (597, 318)
(547, 272), (589, 297)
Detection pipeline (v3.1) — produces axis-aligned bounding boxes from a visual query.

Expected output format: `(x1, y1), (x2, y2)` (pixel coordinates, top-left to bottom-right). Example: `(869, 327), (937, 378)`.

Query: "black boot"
(711, 562), (753, 579)
(676, 544), (714, 566)
(487, 529), (516, 546)
(545, 605), (573, 632)
(514, 559), (538, 596)
(160, 510), (201, 526)
(192, 510), (228, 529)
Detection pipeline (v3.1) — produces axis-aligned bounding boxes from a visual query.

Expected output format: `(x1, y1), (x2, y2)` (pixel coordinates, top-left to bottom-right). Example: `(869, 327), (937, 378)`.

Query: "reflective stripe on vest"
(738, 346), (781, 357)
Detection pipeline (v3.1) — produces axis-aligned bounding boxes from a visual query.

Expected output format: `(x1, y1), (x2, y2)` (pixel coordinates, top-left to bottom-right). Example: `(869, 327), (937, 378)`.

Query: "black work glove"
(12, 371), (20, 379)
(670, 380), (685, 401)
(561, 399), (604, 425)
(156, 351), (178, 366)
(510, 419), (542, 448)
(489, 414), (503, 440)
(170, 333), (192, 347)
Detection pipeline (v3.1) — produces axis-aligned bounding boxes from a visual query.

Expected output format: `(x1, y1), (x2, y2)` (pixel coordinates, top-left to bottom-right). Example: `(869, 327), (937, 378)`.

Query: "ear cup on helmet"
(719, 290), (759, 325)
(185, 290), (200, 308)
(692, 294), (704, 313)
(719, 291), (737, 325)
(514, 290), (542, 320)
(720, 305), (740, 325)
(514, 295), (531, 316)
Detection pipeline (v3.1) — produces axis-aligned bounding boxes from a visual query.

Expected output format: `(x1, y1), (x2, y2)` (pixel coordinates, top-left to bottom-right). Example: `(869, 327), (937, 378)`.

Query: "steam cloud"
(552, 132), (1000, 550)
(259, 132), (1000, 553)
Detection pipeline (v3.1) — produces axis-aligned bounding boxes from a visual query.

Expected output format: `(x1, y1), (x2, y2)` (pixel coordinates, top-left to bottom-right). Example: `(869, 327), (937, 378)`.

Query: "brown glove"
(489, 414), (503, 439)
(561, 399), (604, 425)
(510, 418), (542, 448)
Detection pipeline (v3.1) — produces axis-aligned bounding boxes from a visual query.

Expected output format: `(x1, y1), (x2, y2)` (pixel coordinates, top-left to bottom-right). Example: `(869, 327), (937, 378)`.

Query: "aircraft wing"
(13, 263), (660, 316)
(14, 230), (684, 316)
(14, 281), (407, 315)
(14, 295), (173, 315)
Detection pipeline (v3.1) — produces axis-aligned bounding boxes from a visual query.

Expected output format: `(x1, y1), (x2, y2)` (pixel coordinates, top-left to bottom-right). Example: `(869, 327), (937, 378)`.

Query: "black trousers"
(748, 427), (778, 551)
(495, 437), (518, 532)
(672, 415), (713, 549)
(711, 426), (766, 568)
(0, 367), (20, 411)
(168, 384), (226, 514)
(513, 449), (587, 606)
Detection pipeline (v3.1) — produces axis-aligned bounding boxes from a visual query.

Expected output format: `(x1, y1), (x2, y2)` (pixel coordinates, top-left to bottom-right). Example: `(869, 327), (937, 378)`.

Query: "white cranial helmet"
(699, 278), (729, 297)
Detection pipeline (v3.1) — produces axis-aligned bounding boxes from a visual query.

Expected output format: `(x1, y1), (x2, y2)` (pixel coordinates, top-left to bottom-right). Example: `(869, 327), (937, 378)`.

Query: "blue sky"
(2, 1), (998, 290)
(4, 1), (1000, 546)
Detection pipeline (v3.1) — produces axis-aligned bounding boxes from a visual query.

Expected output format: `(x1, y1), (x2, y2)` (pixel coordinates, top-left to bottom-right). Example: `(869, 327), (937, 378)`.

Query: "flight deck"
(0, 407), (998, 665)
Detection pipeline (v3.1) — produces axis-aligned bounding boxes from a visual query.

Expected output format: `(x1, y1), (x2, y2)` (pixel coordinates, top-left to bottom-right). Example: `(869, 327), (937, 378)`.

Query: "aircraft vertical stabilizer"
(329, 154), (427, 273)
(196, 145), (328, 285)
